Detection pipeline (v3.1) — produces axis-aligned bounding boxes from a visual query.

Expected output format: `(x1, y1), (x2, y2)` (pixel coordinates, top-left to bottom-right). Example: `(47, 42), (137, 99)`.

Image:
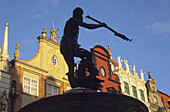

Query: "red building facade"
(91, 45), (121, 93)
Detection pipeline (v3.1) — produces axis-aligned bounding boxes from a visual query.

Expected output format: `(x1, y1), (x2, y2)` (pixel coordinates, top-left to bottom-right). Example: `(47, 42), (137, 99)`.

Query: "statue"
(132, 65), (137, 76)
(117, 56), (122, 70)
(124, 59), (130, 73)
(9, 80), (19, 112)
(50, 22), (60, 42)
(108, 44), (112, 59)
(140, 69), (145, 81)
(0, 91), (8, 112)
(60, 7), (106, 89)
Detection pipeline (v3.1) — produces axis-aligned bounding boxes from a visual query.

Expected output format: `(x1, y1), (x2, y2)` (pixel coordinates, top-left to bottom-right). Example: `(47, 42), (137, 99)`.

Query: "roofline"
(158, 90), (170, 97)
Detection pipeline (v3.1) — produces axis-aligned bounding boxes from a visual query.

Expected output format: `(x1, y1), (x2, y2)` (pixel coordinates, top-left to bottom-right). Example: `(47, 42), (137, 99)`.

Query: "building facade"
(108, 47), (149, 109)
(8, 28), (70, 112)
(91, 45), (121, 93)
(146, 72), (170, 112)
(0, 23), (10, 112)
(108, 46), (170, 112)
(0, 23), (169, 112)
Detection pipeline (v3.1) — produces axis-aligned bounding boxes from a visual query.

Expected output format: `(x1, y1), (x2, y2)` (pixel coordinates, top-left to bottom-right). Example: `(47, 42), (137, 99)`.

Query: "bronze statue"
(60, 7), (106, 88)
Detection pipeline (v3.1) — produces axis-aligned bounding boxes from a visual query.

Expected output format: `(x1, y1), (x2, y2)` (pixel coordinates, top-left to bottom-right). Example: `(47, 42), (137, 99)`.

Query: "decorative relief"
(48, 49), (62, 72)
(130, 78), (136, 85)
(123, 74), (128, 82)
(137, 82), (142, 88)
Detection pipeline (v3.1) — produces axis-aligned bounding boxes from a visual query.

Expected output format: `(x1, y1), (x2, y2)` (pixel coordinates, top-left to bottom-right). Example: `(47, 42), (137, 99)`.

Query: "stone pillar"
(9, 64), (23, 112)
(39, 75), (46, 99)
(59, 82), (67, 94)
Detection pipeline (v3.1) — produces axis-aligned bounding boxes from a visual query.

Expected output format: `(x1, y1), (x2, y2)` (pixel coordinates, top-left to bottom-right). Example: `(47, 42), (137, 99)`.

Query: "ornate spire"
(14, 43), (20, 60)
(148, 71), (156, 84)
(42, 28), (47, 37)
(108, 44), (112, 59)
(148, 71), (152, 79)
(1, 23), (9, 59)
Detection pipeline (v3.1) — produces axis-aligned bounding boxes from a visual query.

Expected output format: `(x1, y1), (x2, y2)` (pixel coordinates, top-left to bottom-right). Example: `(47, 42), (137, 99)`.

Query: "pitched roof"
(158, 90), (170, 108)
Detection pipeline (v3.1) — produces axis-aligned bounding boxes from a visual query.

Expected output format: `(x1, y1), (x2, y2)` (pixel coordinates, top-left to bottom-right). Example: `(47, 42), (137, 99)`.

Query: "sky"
(0, 0), (170, 95)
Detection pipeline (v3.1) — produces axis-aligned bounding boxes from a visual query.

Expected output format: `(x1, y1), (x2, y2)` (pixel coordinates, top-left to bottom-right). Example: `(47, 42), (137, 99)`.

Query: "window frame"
(100, 66), (106, 78)
(139, 89), (145, 102)
(51, 55), (57, 66)
(23, 76), (39, 96)
(124, 81), (130, 95)
(132, 85), (138, 98)
(46, 84), (59, 97)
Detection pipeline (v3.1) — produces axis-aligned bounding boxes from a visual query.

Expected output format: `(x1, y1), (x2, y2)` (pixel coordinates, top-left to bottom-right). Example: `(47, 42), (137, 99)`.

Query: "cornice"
(37, 36), (60, 46)
(46, 76), (63, 83)
(10, 59), (48, 74)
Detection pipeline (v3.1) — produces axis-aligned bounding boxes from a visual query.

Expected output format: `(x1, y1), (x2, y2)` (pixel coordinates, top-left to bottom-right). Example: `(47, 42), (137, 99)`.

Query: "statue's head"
(73, 7), (83, 21)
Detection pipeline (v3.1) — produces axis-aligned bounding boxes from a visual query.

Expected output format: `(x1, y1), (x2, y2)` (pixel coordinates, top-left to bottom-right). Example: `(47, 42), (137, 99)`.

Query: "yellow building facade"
(9, 28), (70, 112)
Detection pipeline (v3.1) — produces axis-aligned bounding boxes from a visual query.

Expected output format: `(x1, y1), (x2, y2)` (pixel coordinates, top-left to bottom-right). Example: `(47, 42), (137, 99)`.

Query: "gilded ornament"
(14, 43), (20, 59)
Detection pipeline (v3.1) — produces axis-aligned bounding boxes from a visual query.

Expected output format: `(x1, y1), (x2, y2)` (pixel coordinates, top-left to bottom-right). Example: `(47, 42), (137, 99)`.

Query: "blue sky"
(0, 0), (170, 95)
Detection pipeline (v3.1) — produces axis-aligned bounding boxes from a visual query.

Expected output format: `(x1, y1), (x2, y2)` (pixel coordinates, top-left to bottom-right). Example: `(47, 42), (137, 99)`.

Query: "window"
(139, 89), (145, 101)
(124, 81), (130, 95)
(46, 84), (59, 97)
(132, 85), (138, 98)
(23, 76), (38, 96)
(51, 55), (57, 66)
(100, 66), (106, 77)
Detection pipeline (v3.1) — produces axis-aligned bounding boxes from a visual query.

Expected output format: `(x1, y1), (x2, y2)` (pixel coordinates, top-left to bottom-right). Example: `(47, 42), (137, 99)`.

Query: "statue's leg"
(75, 48), (93, 65)
(75, 48), (99, 76)
(63, 54), (76, 88)
(76, 59), (88, 78)
(60, 41), (76, 88)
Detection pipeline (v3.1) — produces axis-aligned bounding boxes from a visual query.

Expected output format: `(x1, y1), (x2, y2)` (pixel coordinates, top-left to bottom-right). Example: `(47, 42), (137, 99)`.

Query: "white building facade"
(0, 23), (10, 112)
(108, 45), (150, 110)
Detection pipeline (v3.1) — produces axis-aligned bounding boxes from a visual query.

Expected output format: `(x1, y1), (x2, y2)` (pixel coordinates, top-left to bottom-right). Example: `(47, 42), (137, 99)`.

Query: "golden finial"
(14, 43), (20, 60)
(42, 28), (47, 37)
(50, 21), (60, 42)
(5, 23), (8, 26)
(108, 44), (112, 59)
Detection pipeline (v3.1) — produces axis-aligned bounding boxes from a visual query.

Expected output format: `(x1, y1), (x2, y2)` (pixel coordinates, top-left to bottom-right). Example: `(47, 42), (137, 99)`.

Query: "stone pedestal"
(19, 88), (148, 112)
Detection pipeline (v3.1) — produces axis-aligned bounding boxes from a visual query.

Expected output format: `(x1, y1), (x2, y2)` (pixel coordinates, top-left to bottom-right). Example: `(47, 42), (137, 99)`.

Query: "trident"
(86, 15), (132, 42)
